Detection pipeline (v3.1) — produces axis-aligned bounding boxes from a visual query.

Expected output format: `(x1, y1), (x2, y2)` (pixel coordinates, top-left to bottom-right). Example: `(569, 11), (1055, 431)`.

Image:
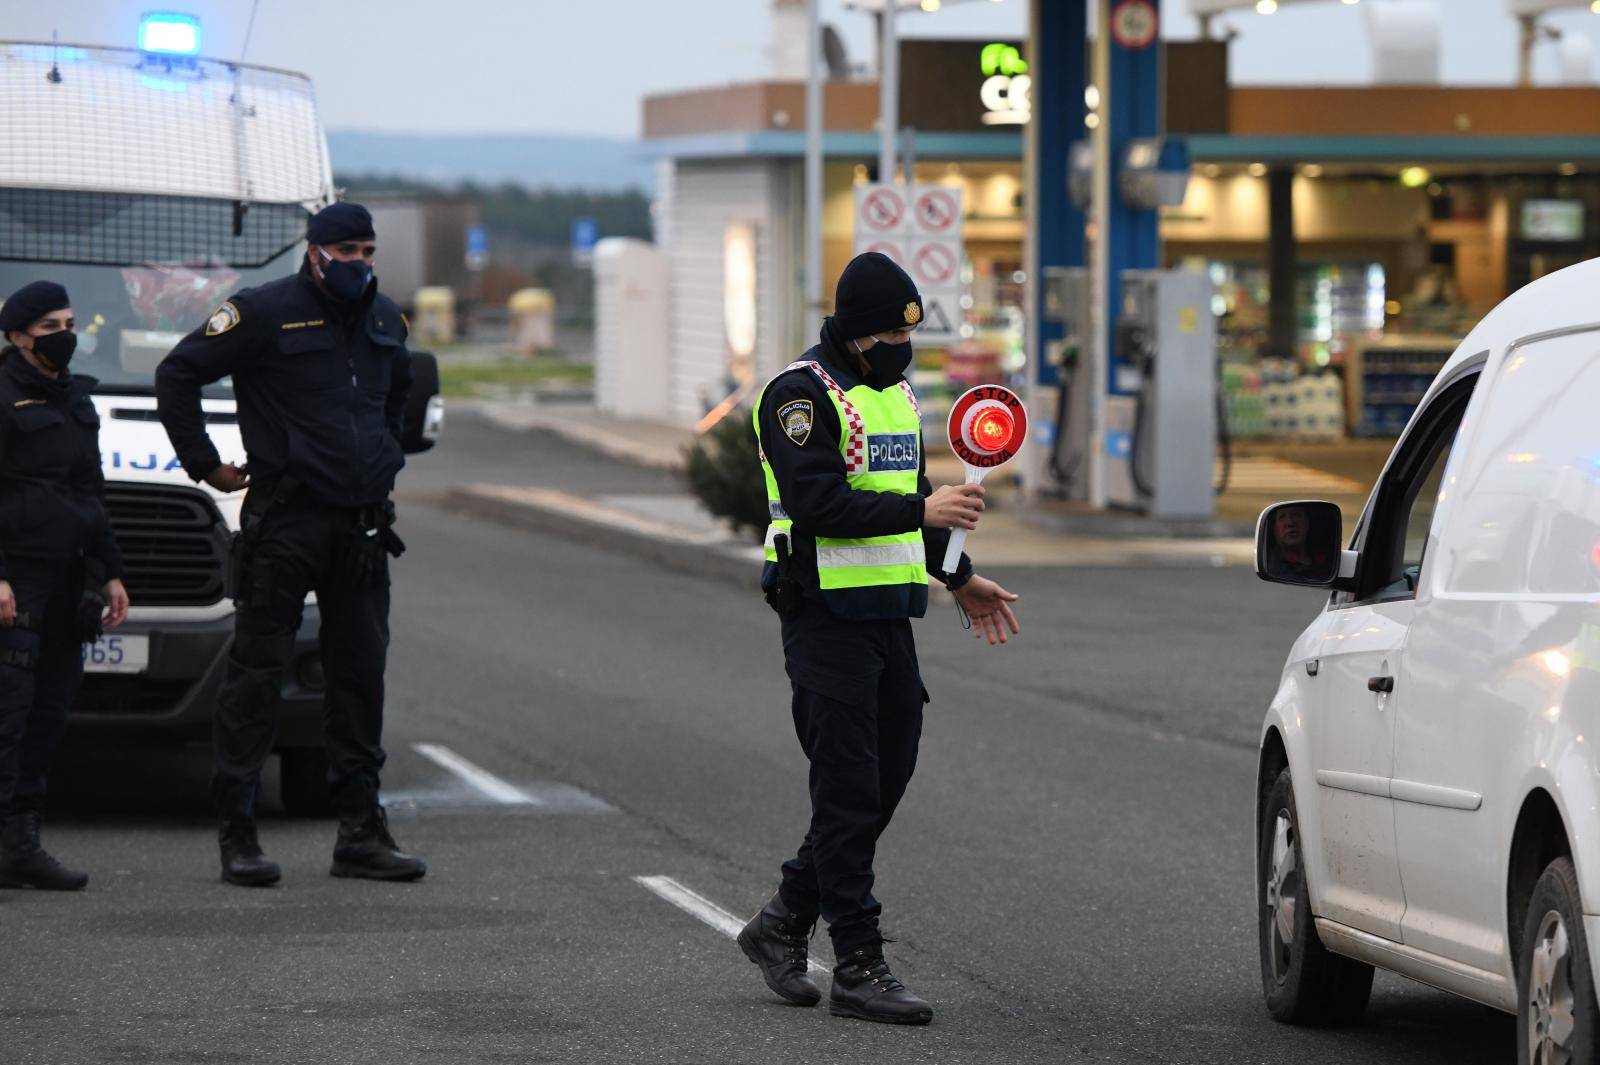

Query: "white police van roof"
(0, 41), (330, 207)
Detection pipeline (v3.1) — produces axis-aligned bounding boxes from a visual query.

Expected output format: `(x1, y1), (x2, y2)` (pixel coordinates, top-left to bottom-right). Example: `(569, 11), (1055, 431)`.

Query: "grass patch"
(437, 356), (594, 398)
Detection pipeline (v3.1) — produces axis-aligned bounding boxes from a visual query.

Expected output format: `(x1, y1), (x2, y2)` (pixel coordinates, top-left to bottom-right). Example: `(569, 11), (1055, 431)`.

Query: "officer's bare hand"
(953, 575), (1020, 646)
(0, 581), (13, 627)
(924, 484), (985, 530)
(102, 579), (129, 630)
(204, 463), (250, 493)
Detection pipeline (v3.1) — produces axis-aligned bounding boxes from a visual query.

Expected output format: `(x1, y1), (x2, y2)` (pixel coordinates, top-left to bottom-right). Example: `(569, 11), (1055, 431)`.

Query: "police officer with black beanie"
(0, 281), (130, 891)
(737, 252), (1021, 1024)
(156, 202), (423, 887)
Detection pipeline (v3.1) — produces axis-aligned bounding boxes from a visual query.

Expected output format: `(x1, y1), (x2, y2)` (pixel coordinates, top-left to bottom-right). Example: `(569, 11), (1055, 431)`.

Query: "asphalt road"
(3, 413), (1514, 1064)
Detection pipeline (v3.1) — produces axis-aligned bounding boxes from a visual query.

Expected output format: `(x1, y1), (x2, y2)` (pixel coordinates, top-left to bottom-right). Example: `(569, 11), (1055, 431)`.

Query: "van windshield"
(0, 190), (313, 396)
(0, 251), (301, 396)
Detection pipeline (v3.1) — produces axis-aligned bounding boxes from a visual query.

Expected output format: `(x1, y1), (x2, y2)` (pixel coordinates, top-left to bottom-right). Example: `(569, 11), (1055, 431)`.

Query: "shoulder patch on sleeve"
(205, 301), (241, 337)
(778, 399), (814, 446)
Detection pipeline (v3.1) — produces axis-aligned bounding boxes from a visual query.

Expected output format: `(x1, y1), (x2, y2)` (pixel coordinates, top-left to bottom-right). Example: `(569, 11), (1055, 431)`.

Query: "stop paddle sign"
(942, 385), (1028, 574)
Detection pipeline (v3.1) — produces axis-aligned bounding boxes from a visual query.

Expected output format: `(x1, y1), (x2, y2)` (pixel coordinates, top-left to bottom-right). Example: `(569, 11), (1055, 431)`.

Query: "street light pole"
(806, 0), (825, 315)
(879, 3), (899, 183)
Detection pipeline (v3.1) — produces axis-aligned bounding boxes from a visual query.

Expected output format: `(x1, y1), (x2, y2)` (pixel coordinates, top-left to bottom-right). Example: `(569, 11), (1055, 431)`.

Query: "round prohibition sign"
(1111, 0), (1159, 50)
(860, 187), (905, 232)
(915, 187), (960, 234)
(913, 242), (958, 287)
(864, 239), (906, 264)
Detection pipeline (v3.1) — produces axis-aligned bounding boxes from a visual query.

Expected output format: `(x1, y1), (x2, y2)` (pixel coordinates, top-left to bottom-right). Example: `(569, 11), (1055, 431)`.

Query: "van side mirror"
(1255, 500), (1354, 589)
(402, 351), (443, 455)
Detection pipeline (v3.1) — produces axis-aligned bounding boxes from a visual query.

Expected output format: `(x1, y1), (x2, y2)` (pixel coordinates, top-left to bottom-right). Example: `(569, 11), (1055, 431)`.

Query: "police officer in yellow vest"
(737, 252), (1020, 1025)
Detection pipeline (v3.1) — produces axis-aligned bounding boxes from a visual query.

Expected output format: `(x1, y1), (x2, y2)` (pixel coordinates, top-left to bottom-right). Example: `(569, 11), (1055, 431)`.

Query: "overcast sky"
(8, 0), (1600, 137)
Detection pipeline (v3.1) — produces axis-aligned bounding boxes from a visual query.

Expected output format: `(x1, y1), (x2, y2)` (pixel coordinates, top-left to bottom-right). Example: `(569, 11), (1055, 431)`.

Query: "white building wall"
(660, 158), (795, 425)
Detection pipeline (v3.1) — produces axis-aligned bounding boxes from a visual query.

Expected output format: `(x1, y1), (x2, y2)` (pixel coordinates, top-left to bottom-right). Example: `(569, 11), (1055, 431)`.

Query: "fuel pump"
(1041, 266), (1091, 499)
(1108, 269), (1220, 518)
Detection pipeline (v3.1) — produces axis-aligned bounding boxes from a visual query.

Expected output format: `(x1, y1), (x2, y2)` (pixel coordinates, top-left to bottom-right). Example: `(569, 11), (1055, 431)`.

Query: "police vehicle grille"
(74, 676), (194, 716)
(106, 484), (227, 606)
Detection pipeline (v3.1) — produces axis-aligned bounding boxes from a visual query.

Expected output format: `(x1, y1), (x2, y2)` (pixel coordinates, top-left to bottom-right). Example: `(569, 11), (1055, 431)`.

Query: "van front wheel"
(1258, 767), (1374, 1024)
(1518, 857), (1598, 1065)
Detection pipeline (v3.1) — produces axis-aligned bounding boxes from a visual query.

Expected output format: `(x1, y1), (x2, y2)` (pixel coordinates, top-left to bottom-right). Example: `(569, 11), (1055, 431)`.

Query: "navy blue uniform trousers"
(212, 490), (389, 822)
(0, 558), (84, 822)
(776, 599), (925, 953)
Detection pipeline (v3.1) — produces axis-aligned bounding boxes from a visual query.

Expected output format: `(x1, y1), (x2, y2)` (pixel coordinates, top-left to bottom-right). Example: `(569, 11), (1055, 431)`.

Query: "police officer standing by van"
(737, 253), (1020, 1025)
(156, 203), (424, 887)
(0, 281), (130, 892)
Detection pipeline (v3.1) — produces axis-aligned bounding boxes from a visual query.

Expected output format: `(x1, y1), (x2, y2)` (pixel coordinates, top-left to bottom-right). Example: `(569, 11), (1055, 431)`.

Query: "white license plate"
(82, 634), (149, 674)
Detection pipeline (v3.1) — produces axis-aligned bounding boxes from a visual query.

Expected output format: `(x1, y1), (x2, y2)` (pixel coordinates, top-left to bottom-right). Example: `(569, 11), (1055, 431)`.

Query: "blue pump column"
(1087, 0), (1163, 507)
(1024, 0), (1165, 507)
(1022, 0), (1086, 497)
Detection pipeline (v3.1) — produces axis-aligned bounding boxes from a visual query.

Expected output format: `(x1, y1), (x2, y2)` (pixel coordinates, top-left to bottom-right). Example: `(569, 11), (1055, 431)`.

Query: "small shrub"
(684, 408), (769, 542)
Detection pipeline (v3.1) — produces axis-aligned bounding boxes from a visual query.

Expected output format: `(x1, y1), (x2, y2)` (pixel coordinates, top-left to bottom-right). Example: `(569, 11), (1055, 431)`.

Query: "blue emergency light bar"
(138, 12), (201, 55)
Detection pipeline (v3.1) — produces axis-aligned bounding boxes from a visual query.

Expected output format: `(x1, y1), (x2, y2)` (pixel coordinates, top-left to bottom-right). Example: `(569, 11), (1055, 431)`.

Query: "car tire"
(1517, 857), (1598, 1065)
(280, 746), (333, 818)
(1259, 767), (1375, 1024)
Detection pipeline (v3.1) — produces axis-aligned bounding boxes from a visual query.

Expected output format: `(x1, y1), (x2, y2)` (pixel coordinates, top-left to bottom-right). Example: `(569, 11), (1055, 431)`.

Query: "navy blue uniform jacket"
(155, 262), (414, 508)
(0, 353), (124, 581)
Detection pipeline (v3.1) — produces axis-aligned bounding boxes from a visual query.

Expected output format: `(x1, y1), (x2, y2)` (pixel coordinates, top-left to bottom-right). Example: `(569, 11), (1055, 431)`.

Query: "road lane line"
(411, 743), (540, 805)
(634, 875), (827, 974)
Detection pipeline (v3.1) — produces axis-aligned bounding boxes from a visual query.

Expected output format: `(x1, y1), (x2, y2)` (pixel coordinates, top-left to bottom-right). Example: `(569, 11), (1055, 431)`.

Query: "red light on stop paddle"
(972, 408), (1014, 452)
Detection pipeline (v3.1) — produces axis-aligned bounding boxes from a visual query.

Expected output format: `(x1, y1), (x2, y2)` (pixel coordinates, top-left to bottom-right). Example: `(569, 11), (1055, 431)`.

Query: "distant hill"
(326, 131), (656, 193)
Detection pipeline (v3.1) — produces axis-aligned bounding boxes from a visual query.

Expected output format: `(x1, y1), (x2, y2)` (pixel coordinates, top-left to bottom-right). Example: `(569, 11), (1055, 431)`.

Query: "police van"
(0, 32), (442, 814)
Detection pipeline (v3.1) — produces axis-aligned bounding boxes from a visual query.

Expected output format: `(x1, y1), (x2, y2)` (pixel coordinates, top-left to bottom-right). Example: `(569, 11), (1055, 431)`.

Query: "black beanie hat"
(829, 252), (923, 340)
(0, 280), (70, 335)
(306, 201), (375, 245)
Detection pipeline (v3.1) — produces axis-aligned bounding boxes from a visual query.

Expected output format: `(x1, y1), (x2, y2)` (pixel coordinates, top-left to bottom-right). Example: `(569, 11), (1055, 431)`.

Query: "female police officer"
(0, 281), (129, 891)
(737, 253), (1020, 1025)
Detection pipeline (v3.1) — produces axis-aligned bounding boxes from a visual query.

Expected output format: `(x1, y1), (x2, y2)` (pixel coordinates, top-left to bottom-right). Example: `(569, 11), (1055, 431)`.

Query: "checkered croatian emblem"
(791, 361), (865, 474)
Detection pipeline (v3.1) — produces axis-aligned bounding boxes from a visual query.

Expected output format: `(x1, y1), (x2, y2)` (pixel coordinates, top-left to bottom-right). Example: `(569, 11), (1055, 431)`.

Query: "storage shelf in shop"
(1345, 336), (1457, 437)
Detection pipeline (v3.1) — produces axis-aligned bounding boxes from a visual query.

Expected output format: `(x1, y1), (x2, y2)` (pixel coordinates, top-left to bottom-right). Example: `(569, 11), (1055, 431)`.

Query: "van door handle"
(1306, 659), (1320, 677)
(1367, 676), (1394, 694)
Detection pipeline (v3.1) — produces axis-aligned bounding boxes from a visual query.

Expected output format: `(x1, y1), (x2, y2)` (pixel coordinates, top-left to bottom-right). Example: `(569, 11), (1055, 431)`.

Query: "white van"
(0, 39), (440, 814)
(1253, 255), (1600, 1063)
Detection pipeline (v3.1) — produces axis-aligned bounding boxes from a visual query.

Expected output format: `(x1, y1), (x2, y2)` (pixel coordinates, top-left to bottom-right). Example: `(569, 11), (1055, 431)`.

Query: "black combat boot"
(829, 944), (933, 1025)
(219, 820), (281, 887)
(737, 894), (822, 1006)
(331, 806), (426, 881)
(0, 811), (88, 890)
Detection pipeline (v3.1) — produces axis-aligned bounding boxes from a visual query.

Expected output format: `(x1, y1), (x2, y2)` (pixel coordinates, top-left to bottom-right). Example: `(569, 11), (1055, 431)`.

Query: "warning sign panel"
(860, 239), (906, 265)
(914, 289), (962, 347)
(855, 184), (907, 236)
(912, 186), (962, 236)
(853, 184), (966, 347)
(910, 240), (960, 289)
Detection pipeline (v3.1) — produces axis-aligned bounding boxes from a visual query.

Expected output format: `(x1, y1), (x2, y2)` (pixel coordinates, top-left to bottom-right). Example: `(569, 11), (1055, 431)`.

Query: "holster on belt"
(765, 533), (804, 621)
(228, 476), (300, 606)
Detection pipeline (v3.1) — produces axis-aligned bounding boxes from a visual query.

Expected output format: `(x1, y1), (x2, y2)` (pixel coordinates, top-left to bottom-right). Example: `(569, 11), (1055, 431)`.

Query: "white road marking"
(634, 875), (827, 974)
(411, 743), (540, 805)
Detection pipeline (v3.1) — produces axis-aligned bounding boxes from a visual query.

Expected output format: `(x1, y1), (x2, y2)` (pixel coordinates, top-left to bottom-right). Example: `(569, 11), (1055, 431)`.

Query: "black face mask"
(855, 337), (913, 384)
(30, 330), (75, 373)
(319, 250), (373, 302)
